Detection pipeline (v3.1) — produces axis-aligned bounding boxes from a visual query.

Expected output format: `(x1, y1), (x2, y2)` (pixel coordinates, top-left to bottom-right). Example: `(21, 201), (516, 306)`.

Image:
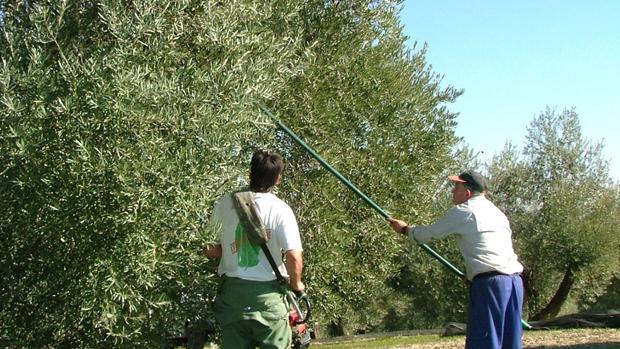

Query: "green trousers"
(214, 276), (291, 349)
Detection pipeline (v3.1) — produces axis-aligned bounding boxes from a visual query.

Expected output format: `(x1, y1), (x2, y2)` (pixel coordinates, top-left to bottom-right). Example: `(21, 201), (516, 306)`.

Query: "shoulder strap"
(232, 191), (268, 245)
(259, 244), (286, 284)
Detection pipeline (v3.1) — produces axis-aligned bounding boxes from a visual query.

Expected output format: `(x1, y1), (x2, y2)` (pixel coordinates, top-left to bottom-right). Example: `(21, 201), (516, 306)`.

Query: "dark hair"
(458, 171), (487, 194)
(249, 150), (284, 192)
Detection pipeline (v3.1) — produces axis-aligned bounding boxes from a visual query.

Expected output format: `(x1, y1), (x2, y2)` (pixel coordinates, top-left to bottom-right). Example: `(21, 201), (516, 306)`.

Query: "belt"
(474, 271), (513, 280)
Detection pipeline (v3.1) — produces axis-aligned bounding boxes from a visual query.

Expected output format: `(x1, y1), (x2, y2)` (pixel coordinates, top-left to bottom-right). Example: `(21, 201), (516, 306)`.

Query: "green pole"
(259, 104), (532, 330)
(259, 105), (464, 276)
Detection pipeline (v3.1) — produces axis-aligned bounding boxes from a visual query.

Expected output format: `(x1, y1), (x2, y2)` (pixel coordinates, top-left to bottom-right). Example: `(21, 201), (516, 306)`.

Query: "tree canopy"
(1, 0), (461, 346)
(488, 107), (620, 320)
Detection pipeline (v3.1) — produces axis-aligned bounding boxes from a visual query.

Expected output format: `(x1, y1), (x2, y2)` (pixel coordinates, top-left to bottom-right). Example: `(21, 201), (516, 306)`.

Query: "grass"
(312, 334), (461, 349)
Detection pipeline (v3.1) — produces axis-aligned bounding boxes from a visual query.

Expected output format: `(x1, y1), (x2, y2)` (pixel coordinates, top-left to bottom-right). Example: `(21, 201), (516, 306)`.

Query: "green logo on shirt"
(235, 223), (260, 267)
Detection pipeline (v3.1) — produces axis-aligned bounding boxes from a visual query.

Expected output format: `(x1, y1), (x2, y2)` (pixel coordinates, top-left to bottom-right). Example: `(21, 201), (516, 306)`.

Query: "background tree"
(582, 275), (620, 313)
(488, 107), (620, 320)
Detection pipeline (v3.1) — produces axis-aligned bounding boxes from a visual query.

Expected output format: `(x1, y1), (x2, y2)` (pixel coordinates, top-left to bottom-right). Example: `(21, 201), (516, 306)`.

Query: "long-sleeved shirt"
(405, 194), (523, 280)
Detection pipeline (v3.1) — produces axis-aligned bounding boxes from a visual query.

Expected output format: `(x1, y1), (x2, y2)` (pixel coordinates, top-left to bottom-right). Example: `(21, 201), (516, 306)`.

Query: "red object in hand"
(289, 308), (301, 327)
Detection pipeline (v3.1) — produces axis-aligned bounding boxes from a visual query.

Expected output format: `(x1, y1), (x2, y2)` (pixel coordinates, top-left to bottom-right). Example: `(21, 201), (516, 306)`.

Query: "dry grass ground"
(314, 328), (620, 349)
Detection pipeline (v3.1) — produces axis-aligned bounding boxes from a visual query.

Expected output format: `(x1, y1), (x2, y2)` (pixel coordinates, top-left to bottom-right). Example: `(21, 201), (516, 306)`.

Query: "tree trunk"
(327, 318), (345, 337)
(522, 268), (535, 312)
(532, 266), (576, 320)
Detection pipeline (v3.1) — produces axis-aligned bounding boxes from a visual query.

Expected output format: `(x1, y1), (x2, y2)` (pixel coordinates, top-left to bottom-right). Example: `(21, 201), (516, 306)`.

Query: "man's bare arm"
(203, 244), (222, 259)
(285, 249), (304, 292)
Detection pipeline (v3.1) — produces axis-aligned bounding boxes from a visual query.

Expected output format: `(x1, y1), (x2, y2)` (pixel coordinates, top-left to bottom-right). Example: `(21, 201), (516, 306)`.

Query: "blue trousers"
(466, 273), (524, 349)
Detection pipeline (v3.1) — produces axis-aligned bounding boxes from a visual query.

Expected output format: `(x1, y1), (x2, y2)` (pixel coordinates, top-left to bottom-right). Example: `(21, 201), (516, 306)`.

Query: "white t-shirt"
(408, 195), (523, 280)
(211, 192), (302, 282)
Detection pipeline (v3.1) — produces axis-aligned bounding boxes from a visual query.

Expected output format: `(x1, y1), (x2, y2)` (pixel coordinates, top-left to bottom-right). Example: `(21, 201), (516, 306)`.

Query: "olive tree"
(1, 0), (464, 346)
(488, 107), (620, 320)
(1, 0), (311, 347)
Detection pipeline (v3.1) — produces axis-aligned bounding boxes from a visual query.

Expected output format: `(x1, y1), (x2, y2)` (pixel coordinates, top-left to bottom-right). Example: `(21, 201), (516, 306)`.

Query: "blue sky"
(400, 0), (620, 181)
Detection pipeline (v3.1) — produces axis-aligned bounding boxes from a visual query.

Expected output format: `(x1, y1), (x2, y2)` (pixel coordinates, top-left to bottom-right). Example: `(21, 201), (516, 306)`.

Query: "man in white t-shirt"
(388, 171), (524, 349)
(203, 150), (304, 349)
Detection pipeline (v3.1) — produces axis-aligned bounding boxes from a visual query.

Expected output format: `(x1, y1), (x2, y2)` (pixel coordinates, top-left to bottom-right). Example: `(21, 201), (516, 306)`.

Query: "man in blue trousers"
(388, 171), (524, 349)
